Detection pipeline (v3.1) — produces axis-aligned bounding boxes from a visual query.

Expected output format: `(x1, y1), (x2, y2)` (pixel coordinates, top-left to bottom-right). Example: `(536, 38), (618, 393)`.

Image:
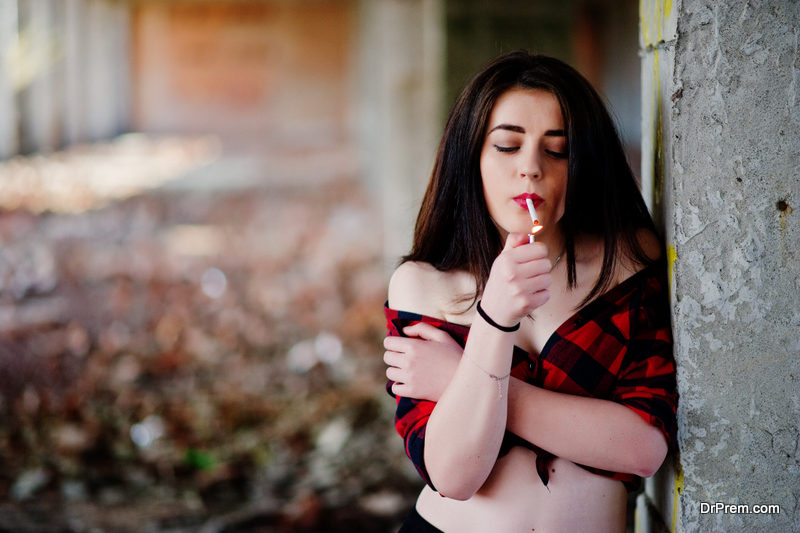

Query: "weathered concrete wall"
(639, 1), (800, 531)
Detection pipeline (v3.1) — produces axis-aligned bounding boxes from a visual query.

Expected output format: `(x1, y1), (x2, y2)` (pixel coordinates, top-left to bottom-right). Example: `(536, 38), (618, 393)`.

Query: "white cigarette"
(526, 198), (541, 244)
(525, 198), (539, 225)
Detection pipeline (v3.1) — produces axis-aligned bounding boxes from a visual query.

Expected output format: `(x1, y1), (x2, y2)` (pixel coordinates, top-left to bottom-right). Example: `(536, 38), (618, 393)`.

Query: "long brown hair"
(403, 51), (658, 308)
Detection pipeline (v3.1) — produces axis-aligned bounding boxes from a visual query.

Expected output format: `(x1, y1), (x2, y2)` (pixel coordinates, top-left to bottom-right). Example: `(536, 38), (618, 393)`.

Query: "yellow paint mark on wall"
(641, 0), (672, 46)
(671, 462), (684, 533)
(640, 0), (652, 46)
(657, 0), (663, 42)
(652, 48), (664, 214)
(667, 244), (677, 291)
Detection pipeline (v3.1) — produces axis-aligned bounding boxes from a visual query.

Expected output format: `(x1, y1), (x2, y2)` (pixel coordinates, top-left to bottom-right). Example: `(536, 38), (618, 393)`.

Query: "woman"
(383, 52), (677, 532)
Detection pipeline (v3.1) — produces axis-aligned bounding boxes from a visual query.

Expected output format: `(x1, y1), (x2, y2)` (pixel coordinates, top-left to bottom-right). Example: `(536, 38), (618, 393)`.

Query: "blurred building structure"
(0, 0), (641, 260)
(0, 0), (130, 157)
(132, 1), (356, 155)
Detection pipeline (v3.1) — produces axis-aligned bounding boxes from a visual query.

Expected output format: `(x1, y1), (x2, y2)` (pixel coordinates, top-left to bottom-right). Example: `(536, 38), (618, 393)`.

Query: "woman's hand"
(479, 232), (553, 327)
(383, 323), (463, 401)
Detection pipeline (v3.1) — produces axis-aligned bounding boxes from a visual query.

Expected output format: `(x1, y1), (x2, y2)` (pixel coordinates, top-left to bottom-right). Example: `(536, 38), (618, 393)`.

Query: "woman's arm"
(387, 326), (668, 479)
(387, 259), (675, 482)
(506, 279), (676, 478)
(422, 314), (515, 499)
(390, 233), (553, 500)
(506, 380), (668, 477)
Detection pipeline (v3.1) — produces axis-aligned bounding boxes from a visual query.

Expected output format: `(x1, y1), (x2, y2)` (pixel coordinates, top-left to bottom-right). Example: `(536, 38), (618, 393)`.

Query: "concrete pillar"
(63, 0), (86, 145)
(0, 1), (19, 158)
(639, 1), (800, 531)
(85, 0), (129, 141)
(19, 0), (59, 153)
(109, 2), (130, 137)
(357, 0), (445, 268)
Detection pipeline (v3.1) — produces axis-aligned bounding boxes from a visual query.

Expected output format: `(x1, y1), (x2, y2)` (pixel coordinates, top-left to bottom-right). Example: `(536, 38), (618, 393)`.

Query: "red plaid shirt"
(385, 260), (677, 493)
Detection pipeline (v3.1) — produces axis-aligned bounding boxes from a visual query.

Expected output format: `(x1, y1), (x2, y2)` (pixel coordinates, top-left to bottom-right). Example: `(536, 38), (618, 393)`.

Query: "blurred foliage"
(0, 144), (419, 531)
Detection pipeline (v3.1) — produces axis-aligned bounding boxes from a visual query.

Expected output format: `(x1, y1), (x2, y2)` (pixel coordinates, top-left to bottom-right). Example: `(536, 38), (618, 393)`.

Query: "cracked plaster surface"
(660, 1), (800, 531)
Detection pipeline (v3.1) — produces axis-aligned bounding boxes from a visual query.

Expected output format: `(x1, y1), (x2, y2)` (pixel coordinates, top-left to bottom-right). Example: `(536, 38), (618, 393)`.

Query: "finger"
(383, 336), (413, 352)
(521, 273), (552, 295)
(383, 351), (405, 368)
(528, 288), (551, 309)
(515, 258), (554, 278)
(509, 241), (549, 262)
(503, 232), (531, 251)
(386, 366), (404, 383)
(391, 381), (408, 397)
(403, 323), (461, 347)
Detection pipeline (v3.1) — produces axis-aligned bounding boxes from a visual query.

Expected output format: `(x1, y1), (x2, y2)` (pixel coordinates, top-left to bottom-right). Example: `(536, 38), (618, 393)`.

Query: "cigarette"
(526, 198), (543, 243)
(525, 198), (539, 225)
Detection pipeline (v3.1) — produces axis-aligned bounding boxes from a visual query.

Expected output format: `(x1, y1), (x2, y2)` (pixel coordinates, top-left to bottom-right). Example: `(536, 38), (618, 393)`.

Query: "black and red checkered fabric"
(384, 260), (677, 493)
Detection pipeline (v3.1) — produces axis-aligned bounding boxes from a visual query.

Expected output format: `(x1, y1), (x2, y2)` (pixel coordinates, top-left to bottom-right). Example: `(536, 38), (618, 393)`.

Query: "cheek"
(479, 158), (501, 208)
(480, 177), (498, 217)
(478, 153), (493, 184)
(555, 194), (566, 221)
(551, 177), (568, 220)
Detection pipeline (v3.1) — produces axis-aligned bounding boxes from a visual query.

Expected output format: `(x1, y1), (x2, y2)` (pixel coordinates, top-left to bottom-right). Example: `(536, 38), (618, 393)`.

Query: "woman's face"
(479, 87), (568, 242)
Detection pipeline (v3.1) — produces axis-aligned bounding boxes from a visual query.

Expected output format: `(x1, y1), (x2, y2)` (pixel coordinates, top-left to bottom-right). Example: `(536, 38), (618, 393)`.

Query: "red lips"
(513, 193), (543, 210)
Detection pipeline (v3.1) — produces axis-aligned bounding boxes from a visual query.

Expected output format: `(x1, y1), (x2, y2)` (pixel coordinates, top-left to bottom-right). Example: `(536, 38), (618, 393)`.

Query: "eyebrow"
(488, 124), (566, 136)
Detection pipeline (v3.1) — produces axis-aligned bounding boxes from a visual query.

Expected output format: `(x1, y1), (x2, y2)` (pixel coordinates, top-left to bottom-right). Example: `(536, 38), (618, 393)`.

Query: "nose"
(520, 147), (542, 180)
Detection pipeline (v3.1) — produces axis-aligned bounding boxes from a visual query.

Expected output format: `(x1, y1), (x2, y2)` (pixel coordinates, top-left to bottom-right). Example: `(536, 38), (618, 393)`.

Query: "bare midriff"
(415, 446), (627, 533)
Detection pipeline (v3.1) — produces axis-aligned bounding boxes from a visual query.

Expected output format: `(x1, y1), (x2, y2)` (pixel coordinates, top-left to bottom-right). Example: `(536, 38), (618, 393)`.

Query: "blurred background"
(0, 0), (640, 531)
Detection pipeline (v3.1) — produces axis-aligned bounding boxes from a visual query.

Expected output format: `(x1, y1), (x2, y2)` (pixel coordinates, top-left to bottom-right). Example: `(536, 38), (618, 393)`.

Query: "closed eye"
(493, 145), (519, 153)
(545, 149), (568, 159)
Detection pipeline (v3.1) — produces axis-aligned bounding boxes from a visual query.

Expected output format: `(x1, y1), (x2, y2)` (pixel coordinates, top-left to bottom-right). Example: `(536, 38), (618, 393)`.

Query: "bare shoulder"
(388, 261), (474, 320)
(636, 228), (663, 262)
(617, 228), (664, 280)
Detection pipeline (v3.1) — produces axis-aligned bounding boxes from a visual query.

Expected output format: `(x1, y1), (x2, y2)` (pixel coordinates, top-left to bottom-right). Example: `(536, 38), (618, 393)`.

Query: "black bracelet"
(476, 300), (520, 332)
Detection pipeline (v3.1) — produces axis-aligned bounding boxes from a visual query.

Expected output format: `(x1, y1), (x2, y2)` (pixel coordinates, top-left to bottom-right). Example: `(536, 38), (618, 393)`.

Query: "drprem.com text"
(699, 502), (781, 515)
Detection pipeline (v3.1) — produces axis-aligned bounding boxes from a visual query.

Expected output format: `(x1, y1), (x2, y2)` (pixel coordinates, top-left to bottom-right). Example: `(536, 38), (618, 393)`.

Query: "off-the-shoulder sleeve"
(611, 275), (678, 450)
(384, 305), (439, 490)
